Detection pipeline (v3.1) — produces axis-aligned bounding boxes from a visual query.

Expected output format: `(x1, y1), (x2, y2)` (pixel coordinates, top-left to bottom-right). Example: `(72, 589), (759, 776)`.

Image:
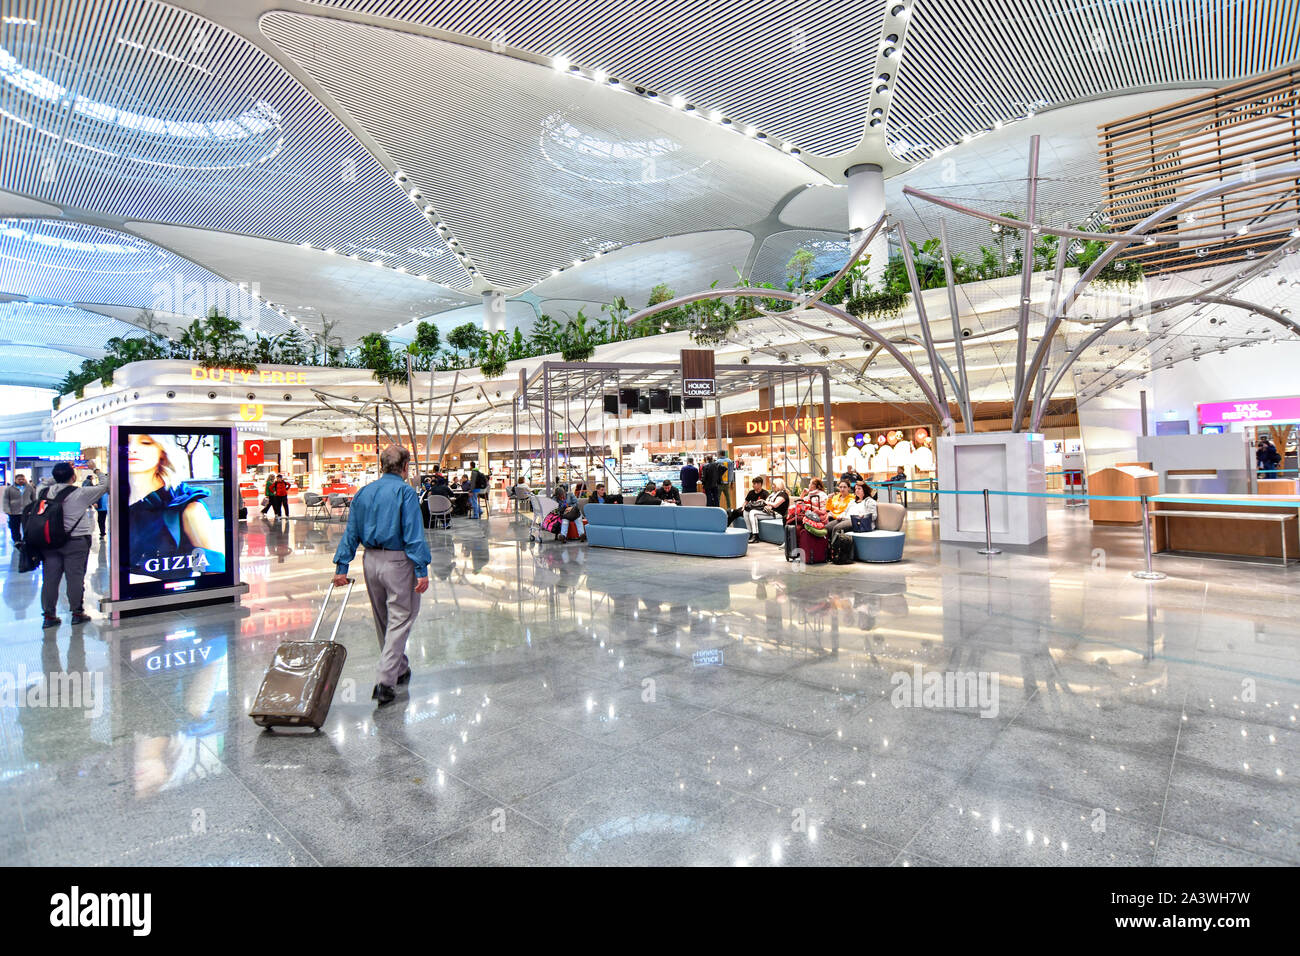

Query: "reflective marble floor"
(0, 504), (1295, 866)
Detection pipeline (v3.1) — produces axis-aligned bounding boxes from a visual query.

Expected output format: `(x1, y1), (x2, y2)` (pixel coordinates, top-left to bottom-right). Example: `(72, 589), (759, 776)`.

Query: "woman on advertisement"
(126, 433), (226, 582)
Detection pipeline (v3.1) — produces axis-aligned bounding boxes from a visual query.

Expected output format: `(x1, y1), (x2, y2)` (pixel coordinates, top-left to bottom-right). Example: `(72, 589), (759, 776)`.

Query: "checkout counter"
(1150, 493), (1299, 566)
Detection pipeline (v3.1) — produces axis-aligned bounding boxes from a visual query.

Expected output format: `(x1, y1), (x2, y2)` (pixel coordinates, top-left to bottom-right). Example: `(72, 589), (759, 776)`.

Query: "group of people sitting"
(545, 480), (627, 541)
(418, 464), (491, 524)
(731, 475), (879, 543)
(543, 472), (881, 546)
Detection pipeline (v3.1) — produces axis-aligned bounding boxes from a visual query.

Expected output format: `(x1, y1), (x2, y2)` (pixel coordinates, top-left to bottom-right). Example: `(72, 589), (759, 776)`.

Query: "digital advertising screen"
(111, 426), (238, 604)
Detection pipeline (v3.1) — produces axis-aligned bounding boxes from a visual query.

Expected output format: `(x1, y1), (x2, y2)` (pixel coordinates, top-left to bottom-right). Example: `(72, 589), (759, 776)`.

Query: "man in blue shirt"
(679, 458), (699, 494)
(332, 445), (431, 705)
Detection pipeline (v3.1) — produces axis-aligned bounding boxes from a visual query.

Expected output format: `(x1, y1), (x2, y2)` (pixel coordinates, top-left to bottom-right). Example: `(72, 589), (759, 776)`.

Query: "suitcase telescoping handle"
(308, 579), (354, 643)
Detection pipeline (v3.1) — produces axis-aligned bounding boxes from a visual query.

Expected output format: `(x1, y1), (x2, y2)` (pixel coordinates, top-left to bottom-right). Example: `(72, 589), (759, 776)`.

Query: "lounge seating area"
(583, 503), (749, 557)
(751, 501), (908, 562)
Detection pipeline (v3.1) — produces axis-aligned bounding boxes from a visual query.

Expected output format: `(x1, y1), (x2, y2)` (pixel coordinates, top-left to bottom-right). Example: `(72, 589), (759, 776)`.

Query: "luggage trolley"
(527, 494), (560, 543)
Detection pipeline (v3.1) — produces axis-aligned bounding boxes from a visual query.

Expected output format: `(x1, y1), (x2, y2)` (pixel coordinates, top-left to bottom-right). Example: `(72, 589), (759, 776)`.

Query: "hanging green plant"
(480, 352), (508, 379)
(846, 288), (908, 322)
(689, 301), (738, 346)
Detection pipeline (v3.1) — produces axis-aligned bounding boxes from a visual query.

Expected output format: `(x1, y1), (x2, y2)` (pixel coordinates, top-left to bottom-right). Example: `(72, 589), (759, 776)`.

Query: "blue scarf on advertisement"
(128, 482), (225, 579)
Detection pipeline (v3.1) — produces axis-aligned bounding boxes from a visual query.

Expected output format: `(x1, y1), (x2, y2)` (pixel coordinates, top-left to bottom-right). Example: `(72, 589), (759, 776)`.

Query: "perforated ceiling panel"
(261, 13), (814, 286)
(888, 0), (1300, 163)
(0, 301), (150, 385)
(0, 0), (468, 285)
(0, 219), (291, 334)
(289, 0), (885, 155)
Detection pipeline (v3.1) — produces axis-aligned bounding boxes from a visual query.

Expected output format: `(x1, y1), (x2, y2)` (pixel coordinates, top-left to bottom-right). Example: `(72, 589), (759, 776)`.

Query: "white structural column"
(483, 290), (506, 332)
(846, 163), (888, 288)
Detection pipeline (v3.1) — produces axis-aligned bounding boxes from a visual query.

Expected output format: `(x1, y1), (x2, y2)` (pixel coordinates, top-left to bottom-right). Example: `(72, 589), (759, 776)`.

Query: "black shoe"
(396, 667), (412, 685)
(42, 616), (60, 628)
(372, 683), (397, 705)
(71, 612), (92, 625)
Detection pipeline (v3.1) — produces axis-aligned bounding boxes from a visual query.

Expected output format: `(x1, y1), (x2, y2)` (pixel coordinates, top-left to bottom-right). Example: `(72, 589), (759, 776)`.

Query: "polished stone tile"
(904, 782), (1159, 866)
(515, 754), (737, 865)
(276, 765), (495, 865)
(751, 738), (962, 848)
(401, 808), (569, 866)
(1161, 761), (1299, 862)
(631, 710), (815, 793)
(1154, 828), (1287, 867)
(650, 794), (898, 866)
(1, 505), (1296, 866)
(967, 725), (1172, 825)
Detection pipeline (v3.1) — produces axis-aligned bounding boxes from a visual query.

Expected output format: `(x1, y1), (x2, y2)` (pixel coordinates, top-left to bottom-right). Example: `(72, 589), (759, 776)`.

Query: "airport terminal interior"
(0, 0), (1297, 869)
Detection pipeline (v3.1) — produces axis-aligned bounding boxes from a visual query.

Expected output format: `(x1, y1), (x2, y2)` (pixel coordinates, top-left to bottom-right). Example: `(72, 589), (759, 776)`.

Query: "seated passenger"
(634, 482), (661, 505)
(743, 477), (790, 541)
(587, 483), (623, 504)
(826, 480), (856, 537)
(846, 482), (878, 532)
(551, 484), (585, 541)
(731, 476), (766, 528)
(658, 479), (681, 504)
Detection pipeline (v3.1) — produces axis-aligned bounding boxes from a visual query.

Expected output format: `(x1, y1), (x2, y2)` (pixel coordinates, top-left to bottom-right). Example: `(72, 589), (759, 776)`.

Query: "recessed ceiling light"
(591, 68), (607, 83)
(553, 55), (570, 72)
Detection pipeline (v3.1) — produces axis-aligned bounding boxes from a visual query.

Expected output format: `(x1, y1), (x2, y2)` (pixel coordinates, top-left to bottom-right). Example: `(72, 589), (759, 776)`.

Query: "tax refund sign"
(1198, 396), (1300, 427)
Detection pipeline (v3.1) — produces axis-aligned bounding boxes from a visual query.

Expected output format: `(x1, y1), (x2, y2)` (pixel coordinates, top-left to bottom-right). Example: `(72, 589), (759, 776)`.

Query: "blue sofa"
(584, 503), (749, 557)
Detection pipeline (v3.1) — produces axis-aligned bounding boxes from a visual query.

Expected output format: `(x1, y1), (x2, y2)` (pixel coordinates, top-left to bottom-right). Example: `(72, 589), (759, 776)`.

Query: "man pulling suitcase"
(331, 445), (431, 705)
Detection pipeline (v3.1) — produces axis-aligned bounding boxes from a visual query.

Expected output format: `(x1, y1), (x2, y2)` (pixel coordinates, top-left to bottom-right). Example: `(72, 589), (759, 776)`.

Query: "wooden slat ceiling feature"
(1099, 63), (1300, 275)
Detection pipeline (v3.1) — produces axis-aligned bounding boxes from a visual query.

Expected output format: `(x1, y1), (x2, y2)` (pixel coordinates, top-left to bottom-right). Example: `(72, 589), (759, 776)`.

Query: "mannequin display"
(873, 442), (895, 474)
(912, 443), (936, 473)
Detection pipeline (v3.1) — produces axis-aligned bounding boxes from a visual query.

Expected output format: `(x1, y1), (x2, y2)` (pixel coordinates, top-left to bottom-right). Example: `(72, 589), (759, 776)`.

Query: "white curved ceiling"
(527, 230), (755, 305)
(0, 0), (1296, 396)
(0, 0), (468, 284)
(292, 0), (888, 155)
(260, 12), (815, 286)
(126, 221), (475, 339)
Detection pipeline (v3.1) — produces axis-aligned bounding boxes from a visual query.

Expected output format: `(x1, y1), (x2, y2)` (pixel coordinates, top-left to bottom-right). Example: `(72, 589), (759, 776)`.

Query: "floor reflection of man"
(129, 640), (226, 798)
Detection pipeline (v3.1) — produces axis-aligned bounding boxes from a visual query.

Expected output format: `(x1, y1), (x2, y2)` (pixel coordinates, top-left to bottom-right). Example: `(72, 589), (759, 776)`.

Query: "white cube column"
(936, 432), (1047, 546)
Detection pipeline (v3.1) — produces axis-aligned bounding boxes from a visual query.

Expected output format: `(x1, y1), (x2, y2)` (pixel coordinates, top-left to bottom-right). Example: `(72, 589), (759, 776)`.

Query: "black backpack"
(473, 470), (488, 490)
(831, 530), (856, 565)
(23, 485), (75, 554)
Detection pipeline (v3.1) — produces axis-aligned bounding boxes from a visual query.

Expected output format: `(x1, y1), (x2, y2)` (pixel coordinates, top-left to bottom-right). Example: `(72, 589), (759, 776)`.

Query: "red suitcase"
(797, 528), (829, 565)
(249, 580), (351, 730)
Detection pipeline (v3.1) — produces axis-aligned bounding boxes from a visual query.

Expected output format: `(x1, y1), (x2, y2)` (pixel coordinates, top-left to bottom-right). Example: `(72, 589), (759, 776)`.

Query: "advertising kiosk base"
(100, 583), (250, 620)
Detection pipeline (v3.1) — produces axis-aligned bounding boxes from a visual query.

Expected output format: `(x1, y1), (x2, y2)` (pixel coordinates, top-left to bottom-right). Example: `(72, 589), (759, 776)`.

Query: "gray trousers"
(42, 535), (91, 617)
(362, 549), (421, 687)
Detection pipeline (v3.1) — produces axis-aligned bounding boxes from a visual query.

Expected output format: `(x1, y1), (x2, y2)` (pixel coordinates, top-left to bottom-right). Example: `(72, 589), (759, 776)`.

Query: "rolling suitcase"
(797, 527), (829, 565)
(784, 522), (800, 562)
(249, 579), (352, 730)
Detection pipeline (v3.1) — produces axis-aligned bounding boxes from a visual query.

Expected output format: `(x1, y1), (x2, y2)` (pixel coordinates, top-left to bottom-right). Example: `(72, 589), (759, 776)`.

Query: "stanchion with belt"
(977, 489), (1001, 555)
(1132, 494), (1167, 581)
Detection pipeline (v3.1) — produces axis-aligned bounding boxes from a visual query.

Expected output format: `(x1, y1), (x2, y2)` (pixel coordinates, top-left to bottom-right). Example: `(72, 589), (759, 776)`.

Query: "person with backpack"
(29, 462), (106, 628)
(716, 451), (734, 510)
(4, 474), (35, 544)
(469, 463), (489, 519)
(260, 472), (276, 516)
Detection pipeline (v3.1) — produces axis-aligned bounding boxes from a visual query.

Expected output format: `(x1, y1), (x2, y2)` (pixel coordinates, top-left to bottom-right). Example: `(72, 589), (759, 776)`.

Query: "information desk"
(1150, 494), (1299, 566)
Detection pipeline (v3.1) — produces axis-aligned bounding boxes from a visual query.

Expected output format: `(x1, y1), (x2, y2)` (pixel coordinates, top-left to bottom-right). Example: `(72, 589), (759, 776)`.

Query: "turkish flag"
(245, 440), (264, 467)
